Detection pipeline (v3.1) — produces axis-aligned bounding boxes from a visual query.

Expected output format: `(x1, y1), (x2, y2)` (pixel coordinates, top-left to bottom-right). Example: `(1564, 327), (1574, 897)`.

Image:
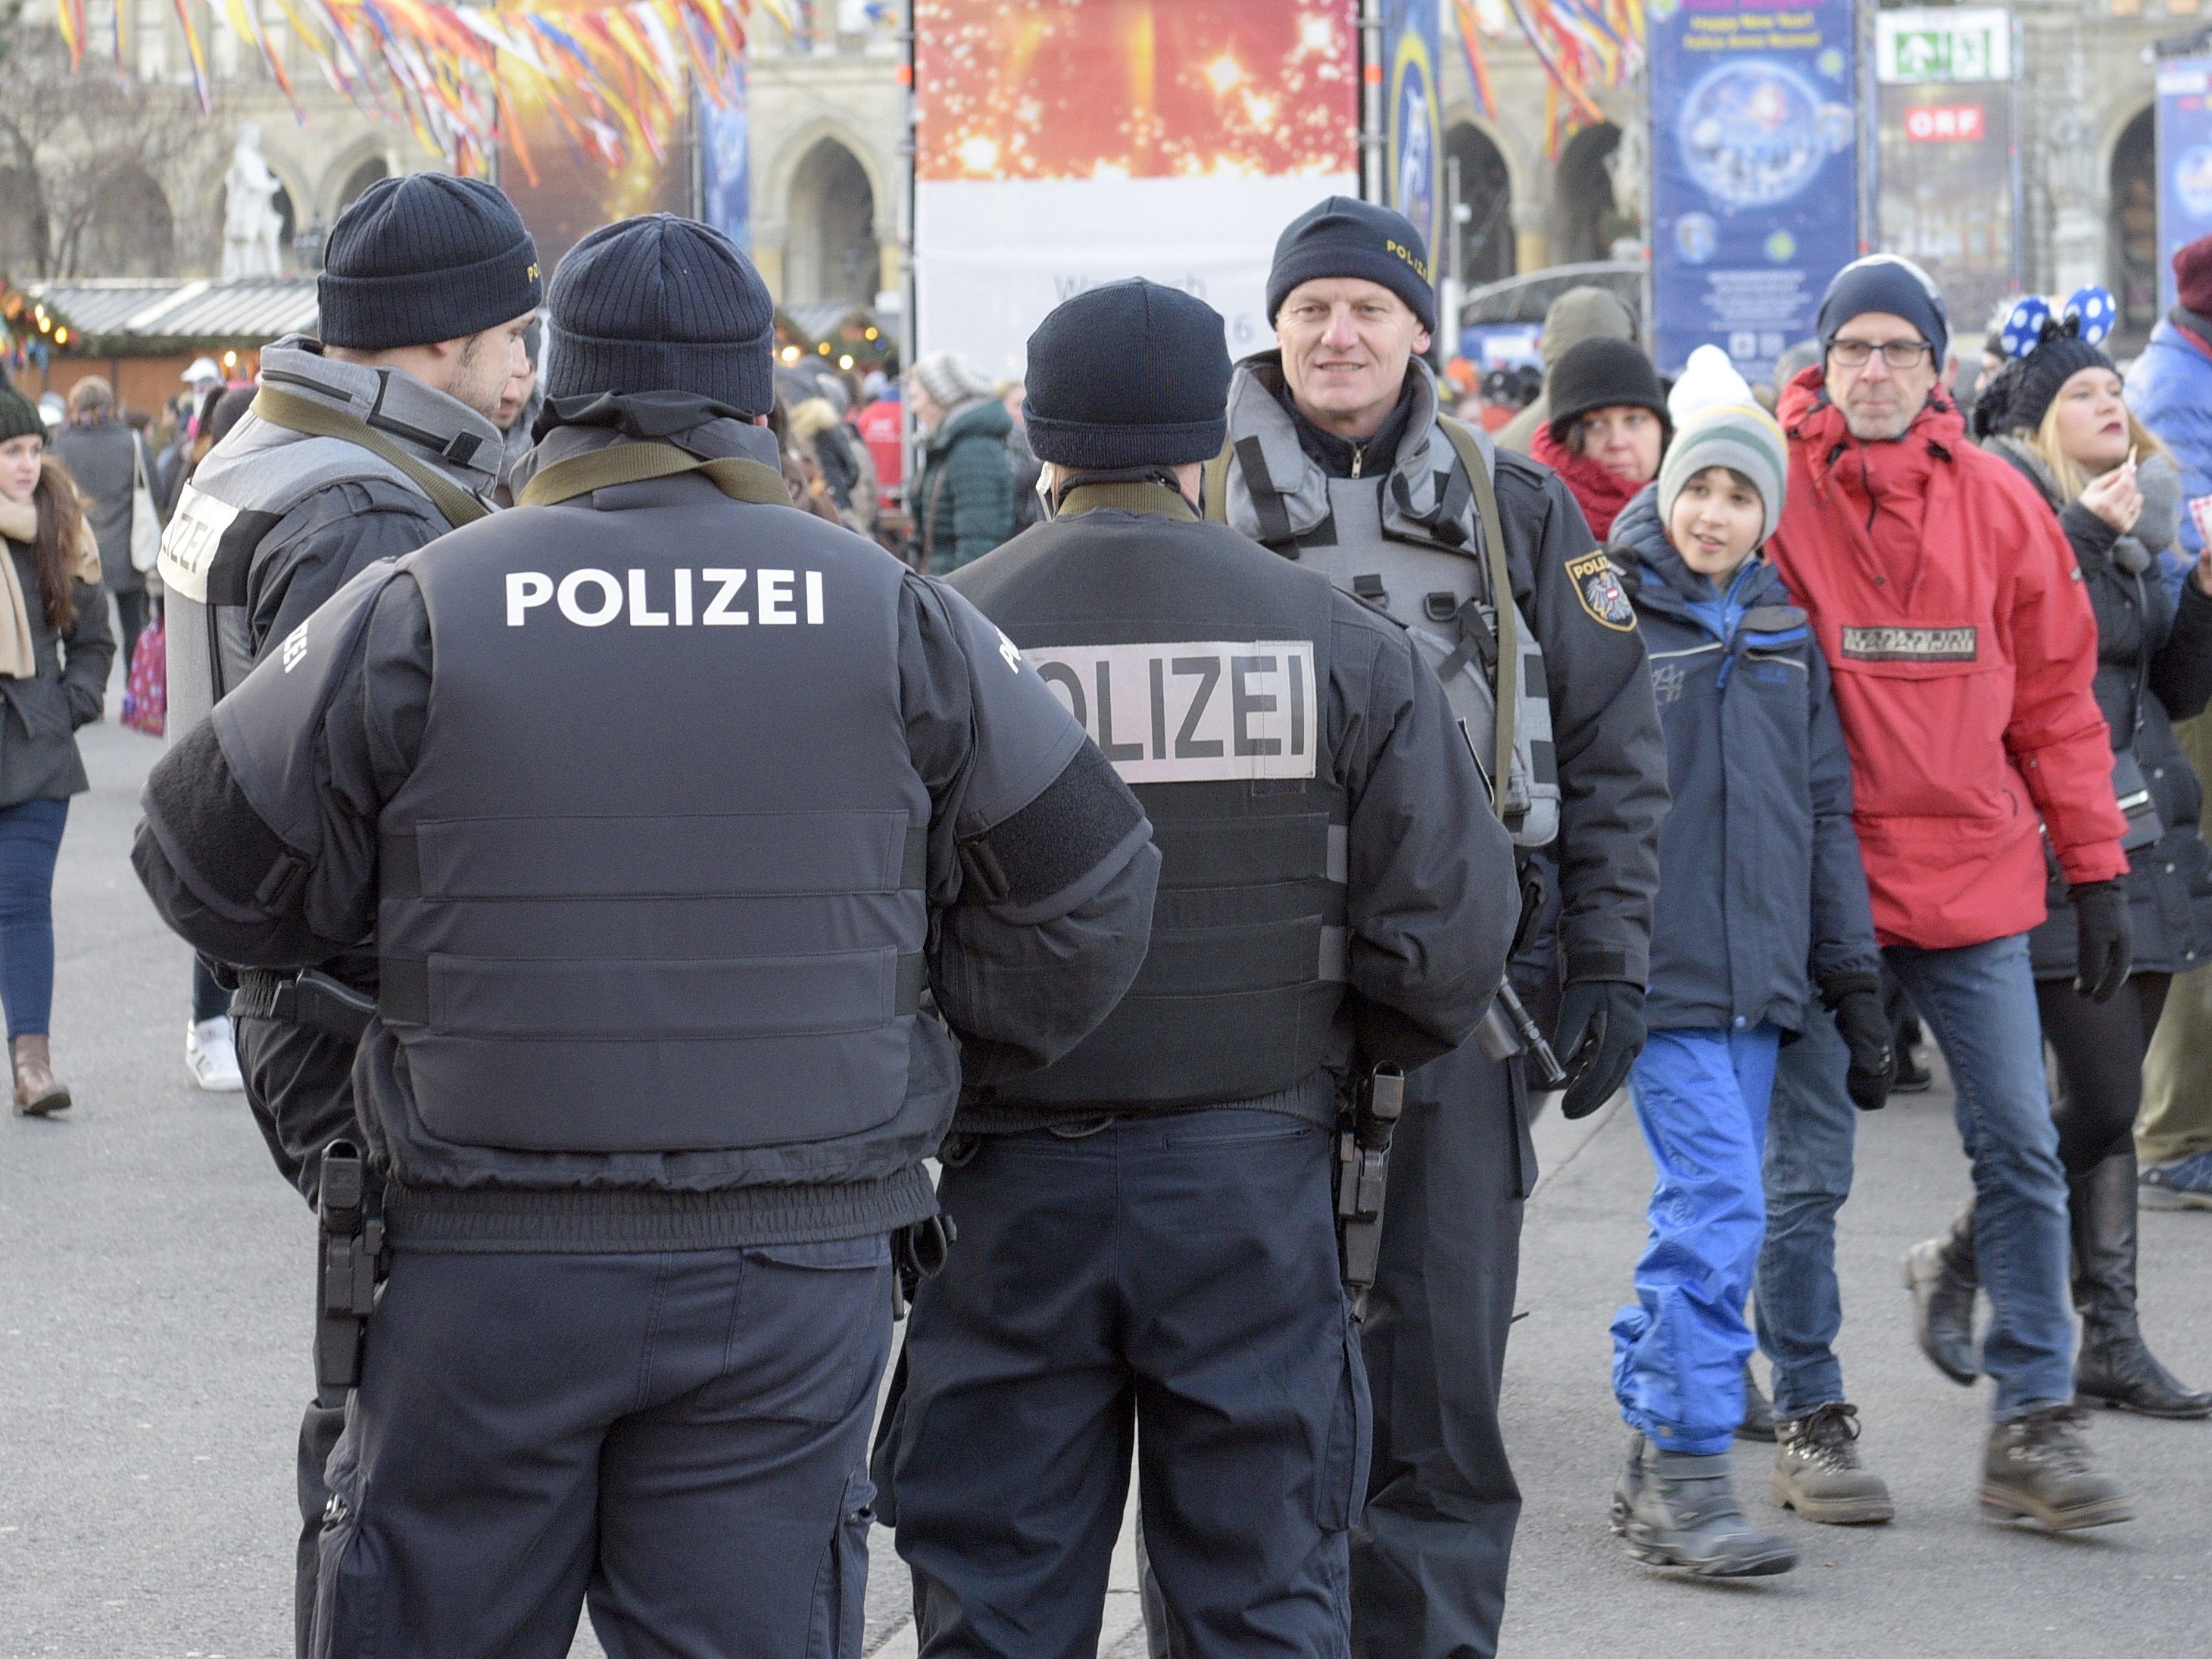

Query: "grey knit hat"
(546, 214), (775, 413)
(1658, 399), (1789, 547)
(318, 173), (541, 351)
(911, 352), (996, 410)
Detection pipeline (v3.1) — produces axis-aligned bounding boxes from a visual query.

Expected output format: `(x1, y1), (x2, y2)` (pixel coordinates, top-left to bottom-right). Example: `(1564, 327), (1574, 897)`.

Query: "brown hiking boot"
(1981, 1406), (2132, 1531)
(12, 1034), (70, 1116)
(1771, 1402), (1893, 1524)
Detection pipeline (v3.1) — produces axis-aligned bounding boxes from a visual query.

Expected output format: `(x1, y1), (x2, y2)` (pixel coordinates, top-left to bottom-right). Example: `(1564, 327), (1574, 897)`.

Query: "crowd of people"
(5, 165), (2212, 1659)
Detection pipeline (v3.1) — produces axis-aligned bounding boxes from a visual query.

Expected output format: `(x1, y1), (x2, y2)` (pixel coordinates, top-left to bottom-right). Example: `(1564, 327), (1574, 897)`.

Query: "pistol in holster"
(315, 1141), (384, 1392)
(1337, 1065), (1406, 1321)
(236, 968), (377, 1043)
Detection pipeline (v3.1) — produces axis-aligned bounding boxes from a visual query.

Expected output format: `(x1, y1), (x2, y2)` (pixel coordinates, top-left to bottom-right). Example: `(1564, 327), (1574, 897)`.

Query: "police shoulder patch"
(1565, 549), (1636, 632)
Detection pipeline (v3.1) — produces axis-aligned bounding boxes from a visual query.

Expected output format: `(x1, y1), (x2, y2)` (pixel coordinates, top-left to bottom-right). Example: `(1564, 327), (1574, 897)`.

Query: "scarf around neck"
(0, 490), (104, 678)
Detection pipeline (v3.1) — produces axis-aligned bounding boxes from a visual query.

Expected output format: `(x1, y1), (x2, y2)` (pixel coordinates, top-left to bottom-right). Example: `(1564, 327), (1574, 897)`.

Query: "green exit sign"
(1876, 9), (2014, 84)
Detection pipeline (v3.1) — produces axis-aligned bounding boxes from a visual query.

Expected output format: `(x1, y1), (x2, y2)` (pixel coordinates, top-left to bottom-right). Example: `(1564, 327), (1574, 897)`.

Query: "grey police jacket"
(157, 339), (500, 738)
(1220, 356), (1561, 849)
(949, 487), (1349, 1118)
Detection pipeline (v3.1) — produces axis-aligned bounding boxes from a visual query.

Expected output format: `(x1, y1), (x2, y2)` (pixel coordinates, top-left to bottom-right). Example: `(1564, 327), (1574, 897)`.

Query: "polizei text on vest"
(506, 569), (829, 627)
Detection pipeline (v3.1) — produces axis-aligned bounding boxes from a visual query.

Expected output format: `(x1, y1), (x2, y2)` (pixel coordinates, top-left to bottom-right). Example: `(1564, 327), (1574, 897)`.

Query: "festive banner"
(700, 61), (752, 251)
(1875, 8), (2017, 341)
(913, 0), (1361, 379)
(1649, 0), (1858, 382)
(497, 70), (691, 277)
(2157, 58), (2212, 316)
(1384, 0), (1443, 288)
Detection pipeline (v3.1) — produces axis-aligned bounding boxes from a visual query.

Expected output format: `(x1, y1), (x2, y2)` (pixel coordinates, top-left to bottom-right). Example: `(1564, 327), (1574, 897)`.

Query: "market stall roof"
(23, 277), (320, 355)
(778, 301), (872, 344)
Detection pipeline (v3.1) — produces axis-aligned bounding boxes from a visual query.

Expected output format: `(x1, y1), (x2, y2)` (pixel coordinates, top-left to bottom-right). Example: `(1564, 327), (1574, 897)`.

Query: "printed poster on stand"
(2157, 58), (2212, 315)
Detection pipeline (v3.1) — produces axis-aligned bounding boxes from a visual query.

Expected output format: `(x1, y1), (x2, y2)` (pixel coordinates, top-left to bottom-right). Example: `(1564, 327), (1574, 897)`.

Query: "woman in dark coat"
(0, 383), (119, 1115)
(1911, 291), (2212, 1418)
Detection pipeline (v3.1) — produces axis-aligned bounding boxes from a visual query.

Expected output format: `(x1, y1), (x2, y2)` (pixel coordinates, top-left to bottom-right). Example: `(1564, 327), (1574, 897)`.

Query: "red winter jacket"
(1767, 369), (2126, 950)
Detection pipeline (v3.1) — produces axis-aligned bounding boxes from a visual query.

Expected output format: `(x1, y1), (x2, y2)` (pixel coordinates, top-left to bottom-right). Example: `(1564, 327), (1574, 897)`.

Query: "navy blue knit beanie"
(1266, 196), (1437, 333)
(319, 174), (541, 351)
(547, 215), (774, 414)
(1023, 279), (1230, 470)
(1815, 255), (1948, 365)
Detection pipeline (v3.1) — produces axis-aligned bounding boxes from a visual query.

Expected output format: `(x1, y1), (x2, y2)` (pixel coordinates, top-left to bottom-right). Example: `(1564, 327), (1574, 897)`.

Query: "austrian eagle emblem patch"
(1565, 549), (1636, 632)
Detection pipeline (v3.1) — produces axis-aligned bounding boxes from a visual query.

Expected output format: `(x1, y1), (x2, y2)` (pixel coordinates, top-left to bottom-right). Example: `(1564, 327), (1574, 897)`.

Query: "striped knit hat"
(1657, 347), (1787, 544)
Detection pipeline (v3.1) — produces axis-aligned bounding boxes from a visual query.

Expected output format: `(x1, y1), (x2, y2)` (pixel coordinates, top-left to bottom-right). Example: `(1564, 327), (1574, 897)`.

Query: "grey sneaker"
(2140, 1150), (2212, 1212)
(1772, 1402), (1895, 1524)
(1981, 1406), (2132, 1532)
(1619, 1440), (1798, 1577)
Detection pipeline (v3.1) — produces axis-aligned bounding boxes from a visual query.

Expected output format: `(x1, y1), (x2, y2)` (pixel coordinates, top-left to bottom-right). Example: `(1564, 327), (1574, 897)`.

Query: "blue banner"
(2157, 58), (2212, 316)
(1383, 0), (1442, 306)
(701, 64), (753, 254)
(1649, 0), (1859, 382)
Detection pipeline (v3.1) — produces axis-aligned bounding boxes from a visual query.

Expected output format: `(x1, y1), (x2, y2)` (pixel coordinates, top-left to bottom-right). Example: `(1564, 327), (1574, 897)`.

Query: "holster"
(314, 1141), (384, 1392)
(233, 968), (377, 1043)
(1336, 1065), (1406, 1319)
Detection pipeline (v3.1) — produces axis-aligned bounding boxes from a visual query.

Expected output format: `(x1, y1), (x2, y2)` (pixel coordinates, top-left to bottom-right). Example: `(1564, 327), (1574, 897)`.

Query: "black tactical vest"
(373, 459), (932, 1155)
(949, 487), (1347, 1110)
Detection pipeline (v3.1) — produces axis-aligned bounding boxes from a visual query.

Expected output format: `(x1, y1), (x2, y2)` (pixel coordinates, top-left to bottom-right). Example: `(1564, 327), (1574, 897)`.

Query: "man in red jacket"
(1762, 256), (2135, 1531)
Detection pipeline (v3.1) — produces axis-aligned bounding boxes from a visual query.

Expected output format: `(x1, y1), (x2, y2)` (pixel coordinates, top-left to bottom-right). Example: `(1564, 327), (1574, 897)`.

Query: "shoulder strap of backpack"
(1440, 413), (1516, 819)
(1201, 435), (1234, 524)
(250, 387), (493, 529)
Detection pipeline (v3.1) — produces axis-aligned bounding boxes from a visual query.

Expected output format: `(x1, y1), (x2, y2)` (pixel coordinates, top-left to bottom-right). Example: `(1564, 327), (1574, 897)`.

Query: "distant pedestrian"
(0, 383), (119, 1116)
(1532, 335), (1671, 538)
(857, 379), (905, 501)
(48, 376), (154, 680)
(1937, 289), (2212, 1420)
(2123, 232), (2212, 1211)
(907, 351), (1016, 572)
(1496, 285), (1639, 456)
(1604, 357), (1888, 1575)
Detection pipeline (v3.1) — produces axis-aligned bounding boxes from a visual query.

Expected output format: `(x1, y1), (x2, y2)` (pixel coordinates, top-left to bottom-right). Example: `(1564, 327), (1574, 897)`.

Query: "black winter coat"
(1609, 487), (1879, 1032)
(0, 536), (116, 808)
(1986, 439), (2212, 978)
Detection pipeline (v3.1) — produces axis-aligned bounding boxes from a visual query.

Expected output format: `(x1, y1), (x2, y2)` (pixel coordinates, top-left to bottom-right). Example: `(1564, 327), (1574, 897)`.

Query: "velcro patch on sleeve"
(1565, 550), (1636, 632)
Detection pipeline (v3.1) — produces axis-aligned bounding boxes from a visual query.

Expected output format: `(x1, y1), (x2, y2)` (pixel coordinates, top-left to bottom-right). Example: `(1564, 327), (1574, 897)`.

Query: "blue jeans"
(1615, 1024), (1780, 1456)
(0, 797), (67, 1041)
(1758, 935), (2074, 1420)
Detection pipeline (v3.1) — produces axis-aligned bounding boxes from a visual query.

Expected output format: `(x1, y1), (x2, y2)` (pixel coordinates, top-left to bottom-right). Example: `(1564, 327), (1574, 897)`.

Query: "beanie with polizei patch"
(1658, 397), (1788, 547)
(317, 173), (541, 351)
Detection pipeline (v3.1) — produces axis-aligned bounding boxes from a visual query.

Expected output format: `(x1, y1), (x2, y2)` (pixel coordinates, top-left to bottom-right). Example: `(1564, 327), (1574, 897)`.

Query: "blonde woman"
(1911, 292), (2212, 1419)
(0, 382), (117, 1114)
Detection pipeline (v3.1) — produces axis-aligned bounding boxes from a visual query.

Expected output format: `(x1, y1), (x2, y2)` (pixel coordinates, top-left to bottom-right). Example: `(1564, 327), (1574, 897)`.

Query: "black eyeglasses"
(1827, 338), (1934, 370)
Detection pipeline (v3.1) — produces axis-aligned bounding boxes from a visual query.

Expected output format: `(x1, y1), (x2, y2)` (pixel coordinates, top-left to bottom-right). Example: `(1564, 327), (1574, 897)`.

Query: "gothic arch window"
(79, 161), (175, 276)
(2111, 107), (2157, 340)
(1446, 123), (1515, 287)
(1555, 121), (1624, 267)
(784, 138), (878, 306)
(335, 157), (388, 216)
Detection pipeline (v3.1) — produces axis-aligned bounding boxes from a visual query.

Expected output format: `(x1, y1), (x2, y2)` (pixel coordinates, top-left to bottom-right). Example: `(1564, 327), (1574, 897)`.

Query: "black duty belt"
(232, 968), (378, 1043)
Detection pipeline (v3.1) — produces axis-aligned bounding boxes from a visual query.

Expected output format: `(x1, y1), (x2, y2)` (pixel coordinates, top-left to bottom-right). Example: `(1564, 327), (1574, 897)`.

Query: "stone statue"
(221, 123), (285, 279)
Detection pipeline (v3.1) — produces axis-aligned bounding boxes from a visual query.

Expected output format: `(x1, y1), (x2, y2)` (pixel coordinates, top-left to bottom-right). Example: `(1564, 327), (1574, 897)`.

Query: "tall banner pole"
(901, 0), (919, 507)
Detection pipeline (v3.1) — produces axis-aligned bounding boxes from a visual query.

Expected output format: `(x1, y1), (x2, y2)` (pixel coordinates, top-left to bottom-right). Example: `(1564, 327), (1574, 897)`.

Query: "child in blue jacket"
(1602, 351), (1892, 1577)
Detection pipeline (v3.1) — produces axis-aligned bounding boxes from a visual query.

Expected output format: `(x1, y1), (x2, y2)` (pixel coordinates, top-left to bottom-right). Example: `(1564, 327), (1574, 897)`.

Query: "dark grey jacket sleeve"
(1804, 647), (1881, 987)
(900, 574), (1160, 1083)
(1330, 597), (1518, 1071)
(246, 478), (448, 662)
(1499, 454), (1668, 987)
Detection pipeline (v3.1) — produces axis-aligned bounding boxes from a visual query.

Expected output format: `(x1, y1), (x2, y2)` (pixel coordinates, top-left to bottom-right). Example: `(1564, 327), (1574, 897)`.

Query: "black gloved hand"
(1550, 979), (1646, 1121)
(1821, 972), (1895, 1112)
(2070, 880), (2134, 1003)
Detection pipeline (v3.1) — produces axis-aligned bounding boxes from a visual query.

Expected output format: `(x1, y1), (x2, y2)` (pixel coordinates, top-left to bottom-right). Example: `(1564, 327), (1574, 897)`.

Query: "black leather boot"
(1901, 1206), (1978, 1385)
(2072, 1146), (2212, 1419)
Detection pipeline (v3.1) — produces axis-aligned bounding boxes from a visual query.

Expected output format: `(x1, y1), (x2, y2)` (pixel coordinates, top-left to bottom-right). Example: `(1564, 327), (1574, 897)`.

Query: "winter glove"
(2070, 880), (2134, 1004)
(1820, 972), (1895, 1112)
(1550, 979), (1646, 1121)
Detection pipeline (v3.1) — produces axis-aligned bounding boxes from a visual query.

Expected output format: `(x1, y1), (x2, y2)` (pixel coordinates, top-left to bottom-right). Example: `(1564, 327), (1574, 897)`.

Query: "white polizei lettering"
(702, 569), (749, 625)
(627, 569), (670, 626)
(674, 567), (694, 626)
(557, 568), (623, 627)
(806, 570), (825, 625)
(757, 569), (797, 624)
(1026, 640), (1319, 784)
(507, 572), (553, 626)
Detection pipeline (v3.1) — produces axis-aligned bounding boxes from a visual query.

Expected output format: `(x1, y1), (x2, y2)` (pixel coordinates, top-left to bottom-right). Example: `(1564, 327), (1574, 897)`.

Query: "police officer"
(133, 214), (1161, 1657)
(153, 170), (541, 1656)
(1213, 198), (1670, 1657)
(878, 279), (1519, 1657)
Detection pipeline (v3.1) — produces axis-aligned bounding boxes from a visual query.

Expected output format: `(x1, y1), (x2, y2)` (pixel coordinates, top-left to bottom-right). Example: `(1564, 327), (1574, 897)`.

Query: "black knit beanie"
(0, 382), (39, 445)
(1546, 337), (1669, 444)
(547, 214), (775, 415)
(2001, 333), (2116, 437)
(1266, 196), (1437, 333)
(1815, 254), (1948, 365)
(1023, 279), (1231, 470)
(318, 174), (541, 351)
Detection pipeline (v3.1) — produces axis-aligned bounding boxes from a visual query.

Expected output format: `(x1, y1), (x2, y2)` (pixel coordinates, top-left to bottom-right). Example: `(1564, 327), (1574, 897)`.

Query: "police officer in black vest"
(878, 280), (1519, 1657)
(133, 215), (1161, 1657)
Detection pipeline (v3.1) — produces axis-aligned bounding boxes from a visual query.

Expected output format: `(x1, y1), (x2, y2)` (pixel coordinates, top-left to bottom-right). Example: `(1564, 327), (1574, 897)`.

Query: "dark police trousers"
(1350, 1043), (1533, 1659)
(884, 1109), (1369, 1658)
(310, 1237), (891, 1657)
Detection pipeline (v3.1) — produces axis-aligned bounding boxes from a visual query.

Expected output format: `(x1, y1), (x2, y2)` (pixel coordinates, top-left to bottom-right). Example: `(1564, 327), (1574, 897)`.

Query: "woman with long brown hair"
(0, 382), (117, 1115)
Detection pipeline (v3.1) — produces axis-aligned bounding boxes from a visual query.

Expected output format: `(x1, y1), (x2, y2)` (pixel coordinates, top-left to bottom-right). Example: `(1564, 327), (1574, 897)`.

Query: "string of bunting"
(1458, 0), (1643, 157)
(55, 0), (775, 176)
